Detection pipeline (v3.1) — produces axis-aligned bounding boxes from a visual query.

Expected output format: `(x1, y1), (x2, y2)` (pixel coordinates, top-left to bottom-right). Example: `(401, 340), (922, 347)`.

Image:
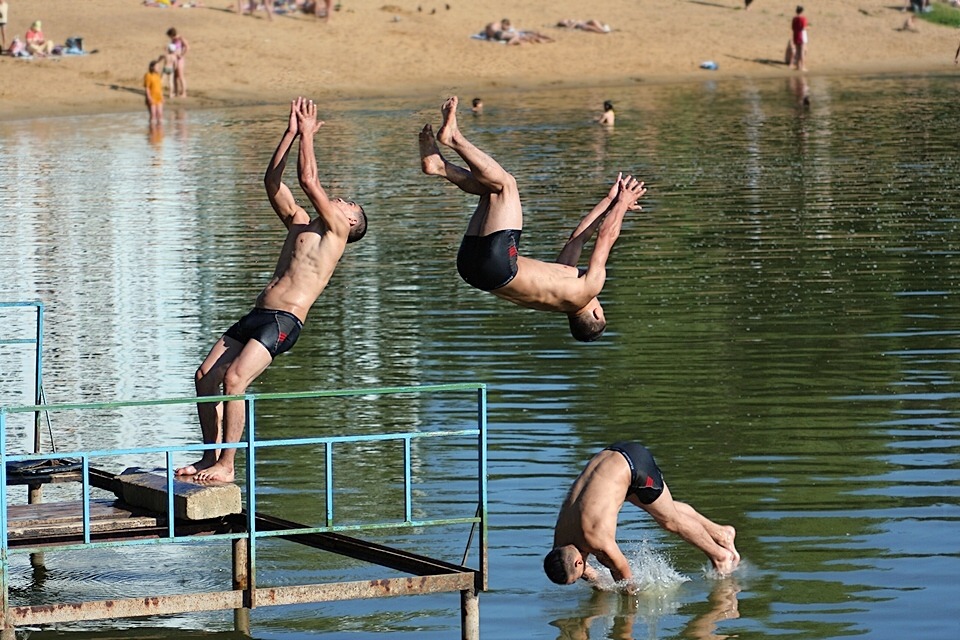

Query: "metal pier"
(0, 302), (488, 638)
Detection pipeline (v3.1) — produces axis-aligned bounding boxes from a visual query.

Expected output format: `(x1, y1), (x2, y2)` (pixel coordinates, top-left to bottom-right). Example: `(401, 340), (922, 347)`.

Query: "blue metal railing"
(1, 384), (488, 554)
(0, 301), (44, 454)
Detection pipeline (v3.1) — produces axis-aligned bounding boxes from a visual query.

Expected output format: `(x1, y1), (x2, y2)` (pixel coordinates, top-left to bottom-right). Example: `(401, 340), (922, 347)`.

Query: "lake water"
(1, 73), (960, 639)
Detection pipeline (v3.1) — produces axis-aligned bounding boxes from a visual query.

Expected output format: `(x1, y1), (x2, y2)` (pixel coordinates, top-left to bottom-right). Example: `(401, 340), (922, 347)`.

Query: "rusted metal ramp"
(4, 499), (481, 637)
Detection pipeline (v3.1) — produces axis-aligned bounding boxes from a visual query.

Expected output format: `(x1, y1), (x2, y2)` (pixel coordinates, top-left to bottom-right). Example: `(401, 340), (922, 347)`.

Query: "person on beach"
(543, 442), (740, 588)
(483, 18), (553, 45)
(0, 0), (9, 52)
(144, 59), (164, 124)
(790, 6), (808, 71)
(166, 27), (188, 97)
(556, 19), (611, 34)
(176, 97), (368, 483)
(25, 20), (55, 56)
(310, 0), (333, 22)
(419, 96), (645, 342)
(159, 43), (178, 98)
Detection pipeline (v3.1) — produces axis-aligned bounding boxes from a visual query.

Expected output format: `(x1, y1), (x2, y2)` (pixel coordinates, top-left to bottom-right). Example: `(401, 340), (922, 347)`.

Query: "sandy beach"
(0, 0), (958, 121)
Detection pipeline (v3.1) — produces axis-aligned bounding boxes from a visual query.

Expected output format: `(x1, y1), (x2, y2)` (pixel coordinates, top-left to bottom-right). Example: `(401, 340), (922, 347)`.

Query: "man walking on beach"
(176, 97), (368, 483)
(419, 96), (645, 342)
(544, 442), (740, 588)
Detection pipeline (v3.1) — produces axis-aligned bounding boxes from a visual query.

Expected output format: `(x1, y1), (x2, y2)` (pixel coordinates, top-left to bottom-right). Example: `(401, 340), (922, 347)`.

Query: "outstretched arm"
(297, 99), (351, 240)
(580, 175), (646, 296)
(556, 173), (625, 267)
(265, 98), (309, 229)
(593, 543), (632, 583)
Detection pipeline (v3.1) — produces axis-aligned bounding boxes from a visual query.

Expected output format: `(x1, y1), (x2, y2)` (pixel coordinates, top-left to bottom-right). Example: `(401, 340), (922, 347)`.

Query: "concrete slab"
(117, 469), (242, 520)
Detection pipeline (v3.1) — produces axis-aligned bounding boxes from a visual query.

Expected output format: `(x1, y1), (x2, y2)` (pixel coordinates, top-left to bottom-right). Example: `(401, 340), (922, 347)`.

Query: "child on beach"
(159, 43), (177, 98)
(144, 59), (164, 124)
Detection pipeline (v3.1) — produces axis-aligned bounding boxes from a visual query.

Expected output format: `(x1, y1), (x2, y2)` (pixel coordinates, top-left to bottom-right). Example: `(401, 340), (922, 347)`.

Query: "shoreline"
(1, 0), (958, 122)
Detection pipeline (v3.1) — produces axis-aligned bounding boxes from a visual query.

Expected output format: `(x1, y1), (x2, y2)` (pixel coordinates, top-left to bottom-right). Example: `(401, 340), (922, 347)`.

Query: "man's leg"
(635, 484), (740, 574)
(419, 124), (486, 195)
(673, 501), (739, 563)
(420, 124), (506, 237)
(176, 335), (243, 476)
(434, 96), (523, 235)
(194, 340), (273, 483)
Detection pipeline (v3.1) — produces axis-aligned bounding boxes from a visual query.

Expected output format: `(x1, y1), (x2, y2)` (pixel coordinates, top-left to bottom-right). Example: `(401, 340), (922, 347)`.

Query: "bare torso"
(492, 257), (591, 313)
(255, 217), (345, 322)
(553, 450), (632, 559)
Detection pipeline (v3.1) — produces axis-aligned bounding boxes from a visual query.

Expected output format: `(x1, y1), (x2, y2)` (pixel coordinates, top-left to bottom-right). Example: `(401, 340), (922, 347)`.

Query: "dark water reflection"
(2, 74), (960, 638)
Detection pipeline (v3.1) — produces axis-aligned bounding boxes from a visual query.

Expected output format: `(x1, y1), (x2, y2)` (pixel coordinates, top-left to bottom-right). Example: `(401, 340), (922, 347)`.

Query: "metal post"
(0, 412), (10, 639)
(29, 304), (45, 570)
(460, 588), (479, 640)
(244, 398), (257, 609)
(232, 537), (251, 636)
(477, 386), (488, 590)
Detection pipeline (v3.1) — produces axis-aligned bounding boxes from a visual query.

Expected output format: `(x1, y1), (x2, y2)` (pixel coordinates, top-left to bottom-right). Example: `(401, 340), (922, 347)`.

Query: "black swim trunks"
(606, 442), (665, 504)
(224, 308), (303, 359)
(457, 229), (522, 291)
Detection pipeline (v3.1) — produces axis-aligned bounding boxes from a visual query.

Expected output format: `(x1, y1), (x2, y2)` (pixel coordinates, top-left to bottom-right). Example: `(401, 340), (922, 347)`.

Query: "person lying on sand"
(557, 19), (611, 34)
(483, 18), (554, 45)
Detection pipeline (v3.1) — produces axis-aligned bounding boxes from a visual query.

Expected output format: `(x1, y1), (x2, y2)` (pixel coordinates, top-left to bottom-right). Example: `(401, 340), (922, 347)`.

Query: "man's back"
(553, 449), (631, 552)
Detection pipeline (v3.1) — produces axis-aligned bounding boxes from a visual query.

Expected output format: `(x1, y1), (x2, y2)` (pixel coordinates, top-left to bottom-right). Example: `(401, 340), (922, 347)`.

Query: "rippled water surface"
(2, 74), (960, 639)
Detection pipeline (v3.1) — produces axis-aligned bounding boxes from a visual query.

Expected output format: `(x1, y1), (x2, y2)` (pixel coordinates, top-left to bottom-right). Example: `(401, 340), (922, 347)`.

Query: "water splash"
(589, 540), (690, 593)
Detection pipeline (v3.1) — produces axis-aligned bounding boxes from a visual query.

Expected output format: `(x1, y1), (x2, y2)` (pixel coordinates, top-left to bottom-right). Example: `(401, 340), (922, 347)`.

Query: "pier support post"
(460, 588), (479, 640)
(232, 538), (251, 636)
(27, 484), (44, 569)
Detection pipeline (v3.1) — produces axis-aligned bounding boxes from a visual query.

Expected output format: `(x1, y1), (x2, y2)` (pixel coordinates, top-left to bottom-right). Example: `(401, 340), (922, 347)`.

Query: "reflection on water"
(2, 74), (960, 638)
(550, 578), (741, 640)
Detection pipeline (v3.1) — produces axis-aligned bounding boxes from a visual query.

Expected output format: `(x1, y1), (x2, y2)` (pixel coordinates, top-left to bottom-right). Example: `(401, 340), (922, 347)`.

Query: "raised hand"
(605, 172), (624, 201)
(615, 175), (646, 211)
(288, 97), (302, 135)
(296, 98), (324, 137)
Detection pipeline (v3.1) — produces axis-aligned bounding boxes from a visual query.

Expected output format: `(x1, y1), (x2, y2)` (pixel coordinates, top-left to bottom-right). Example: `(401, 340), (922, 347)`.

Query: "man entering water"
(419, 96), (646, 342)
(544, 442), (740, 587)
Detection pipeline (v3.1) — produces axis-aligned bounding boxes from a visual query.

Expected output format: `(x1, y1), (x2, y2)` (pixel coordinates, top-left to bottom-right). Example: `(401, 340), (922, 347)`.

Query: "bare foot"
(435, 96), (460, 147)
(175, 455), (216, 477)
(194, 461), (235, 483)
(419, 124), (445, 176)
(715, 525), (740, 564)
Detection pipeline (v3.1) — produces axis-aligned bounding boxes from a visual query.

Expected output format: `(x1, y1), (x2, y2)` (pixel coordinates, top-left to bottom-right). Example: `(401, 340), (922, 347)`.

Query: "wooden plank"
(5, 499), (162, 539)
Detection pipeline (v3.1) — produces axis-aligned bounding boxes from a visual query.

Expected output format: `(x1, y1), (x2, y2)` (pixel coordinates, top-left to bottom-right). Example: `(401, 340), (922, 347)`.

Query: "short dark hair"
(603, 101), (614, 112)
(568, 312), (606, 342)
(795, 5), (803, 14)
(347, 205), (368, 243)
(543, 549), (571, 585)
